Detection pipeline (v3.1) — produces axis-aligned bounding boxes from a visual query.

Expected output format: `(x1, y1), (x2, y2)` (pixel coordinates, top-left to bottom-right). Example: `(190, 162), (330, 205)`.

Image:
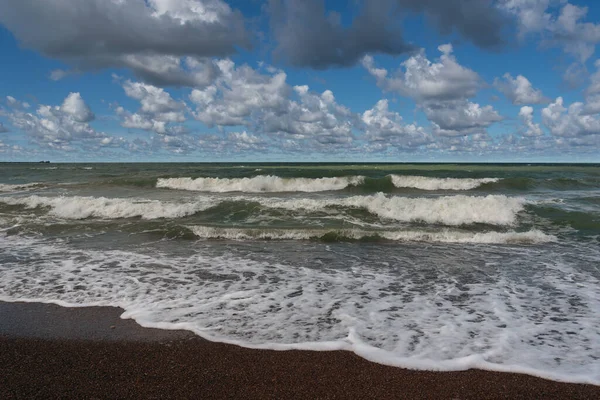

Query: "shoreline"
(1, 301), (600, 399)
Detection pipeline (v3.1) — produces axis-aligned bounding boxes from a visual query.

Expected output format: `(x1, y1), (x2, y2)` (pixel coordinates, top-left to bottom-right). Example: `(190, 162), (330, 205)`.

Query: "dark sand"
(1, 302), (599, 399)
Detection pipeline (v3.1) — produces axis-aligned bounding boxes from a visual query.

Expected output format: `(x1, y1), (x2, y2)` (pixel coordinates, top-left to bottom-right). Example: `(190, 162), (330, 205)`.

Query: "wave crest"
(390, 175), (499, 191)
(189, 226), (555, 244)
(254, 194), (525, 226)
(0, 193), (525, 226)
(0, 195), (214, 220)
(157, 175), (365, 193)
(156, 175), (502, 193)
(0, 183), (42, 192)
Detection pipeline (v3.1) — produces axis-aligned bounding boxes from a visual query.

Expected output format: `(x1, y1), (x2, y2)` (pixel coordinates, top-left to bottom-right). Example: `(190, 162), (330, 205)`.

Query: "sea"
(0, 162), (599, 384)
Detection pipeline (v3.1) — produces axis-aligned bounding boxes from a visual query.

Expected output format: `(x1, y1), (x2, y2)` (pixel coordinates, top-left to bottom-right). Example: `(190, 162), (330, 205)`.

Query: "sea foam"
(189, 226), (555, 244)
(0, 183), (41, 192)
(0, 193), (526, 226)
(0, 195), (214, 220)
(390, 175), (499, 190)
(252, 193), (526, 226)
(156, 175), (501, 193)
(157, 175), (365, 193)
(0, 233), (598, 385)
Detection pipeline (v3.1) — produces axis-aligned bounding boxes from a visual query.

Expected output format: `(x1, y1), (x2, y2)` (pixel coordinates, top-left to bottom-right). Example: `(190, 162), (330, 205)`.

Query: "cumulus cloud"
(60, 92), (95, 123)
(519, 106), (544, 136)
(363, 44), (482, 102)
(0, 0), (249, 86)
(190, 59), (290, 127)
(260, 86), (355, 147)
(494, 73), (549, 105)
(585, 60), (600, 96)
(426, 101), (503, 136)
(364, 45), (501, 137)
(4, 93), (120, 150)
(117, 81), (187, 134)
(542, 97), (600, 137)
(189, 60), (355, 148)
(361, 100), (430, 148)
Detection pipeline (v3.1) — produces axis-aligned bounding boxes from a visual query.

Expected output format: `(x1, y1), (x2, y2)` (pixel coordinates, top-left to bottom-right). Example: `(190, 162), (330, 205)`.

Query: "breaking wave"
(389, 175), (500, 191)
(157, 175), (366, 193)
(0, 183), (42, 192)
(189, 226), (555, 244)
(251, 194), (526, 226)
(157, 175), (502, 193)
(0, 195), (215, 220)
(0, 193), (526, 226)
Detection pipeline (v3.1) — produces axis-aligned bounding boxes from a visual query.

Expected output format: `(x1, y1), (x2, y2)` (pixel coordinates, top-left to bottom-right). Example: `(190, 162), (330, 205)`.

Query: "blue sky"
(1, 0), (600, 162)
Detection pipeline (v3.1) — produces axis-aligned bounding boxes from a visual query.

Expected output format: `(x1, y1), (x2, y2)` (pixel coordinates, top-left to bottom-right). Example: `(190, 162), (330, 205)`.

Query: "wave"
(156, 175), (505, 193)
(157, 175), (366, 193)
(0, 183), (42, 192)
(189, 226), (555, 244)
(252, 194), (526, 226)
(389, 175), (499, 191)
(0, 195), (215, 220)
(0, 193), (526, 226)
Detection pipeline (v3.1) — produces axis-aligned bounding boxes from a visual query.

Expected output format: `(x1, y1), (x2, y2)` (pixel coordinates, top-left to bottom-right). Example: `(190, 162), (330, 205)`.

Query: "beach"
(1, 162), (600, 392)
(2, 301), (600, 399)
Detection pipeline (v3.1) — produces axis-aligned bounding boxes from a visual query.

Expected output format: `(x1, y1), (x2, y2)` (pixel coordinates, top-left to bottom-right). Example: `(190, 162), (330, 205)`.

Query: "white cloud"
(117, 81), (186, 134)
(60, 92), (95, 123)
(363, 44), (482, 102)
(361, 100), (430, 148)
(519, 106), (544, 136)
(494, 73), (549, 105)
(585, 59), (600, 96)
(190, 60), (290, 127)
(542, 97), (600, 137)
(363, 45), (502, 138)
(425, 101), (503, 136)
(582, 95), (600, 115)
(189, 60), (355, 148)
(259, 86), (355, 147)
(4, 93), (119, 150)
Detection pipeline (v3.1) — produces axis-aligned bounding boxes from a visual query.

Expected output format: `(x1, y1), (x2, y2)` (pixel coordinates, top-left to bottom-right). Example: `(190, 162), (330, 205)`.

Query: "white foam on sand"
(0, 233), (599, 385)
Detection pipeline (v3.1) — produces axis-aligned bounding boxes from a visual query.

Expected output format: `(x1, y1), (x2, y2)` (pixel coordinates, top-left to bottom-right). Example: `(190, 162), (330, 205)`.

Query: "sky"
(1, 0), (600, 162)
